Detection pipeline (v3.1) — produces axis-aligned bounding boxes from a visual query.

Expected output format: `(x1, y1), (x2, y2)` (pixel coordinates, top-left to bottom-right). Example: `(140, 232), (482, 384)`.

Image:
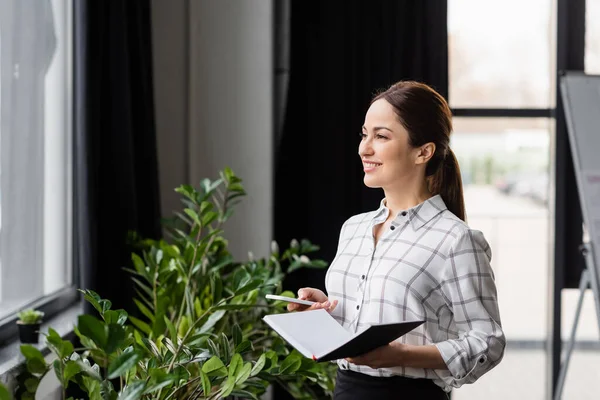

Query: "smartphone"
(265, 294), (317, 306)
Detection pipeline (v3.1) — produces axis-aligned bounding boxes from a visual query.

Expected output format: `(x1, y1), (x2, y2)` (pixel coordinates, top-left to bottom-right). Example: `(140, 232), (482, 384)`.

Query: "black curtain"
(75, 0), (161, 315)
(274, 1), (448, 296)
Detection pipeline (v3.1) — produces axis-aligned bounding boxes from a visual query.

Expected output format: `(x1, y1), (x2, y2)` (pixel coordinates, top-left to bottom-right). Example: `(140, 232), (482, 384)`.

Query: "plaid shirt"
(325, 195), (505, 392)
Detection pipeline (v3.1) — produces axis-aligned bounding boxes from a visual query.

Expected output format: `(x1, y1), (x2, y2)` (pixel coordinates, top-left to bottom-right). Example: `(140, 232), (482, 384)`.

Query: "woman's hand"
(287, 287), (338, 313)
(345, 343), (404, 369)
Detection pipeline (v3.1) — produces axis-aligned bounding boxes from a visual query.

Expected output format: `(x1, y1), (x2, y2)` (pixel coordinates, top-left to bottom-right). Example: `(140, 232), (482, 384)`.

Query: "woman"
(288, 81), (505, 399)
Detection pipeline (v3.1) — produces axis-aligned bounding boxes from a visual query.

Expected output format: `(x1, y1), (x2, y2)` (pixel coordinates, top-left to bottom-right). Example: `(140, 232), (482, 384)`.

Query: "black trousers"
(333, 369), (450, 400)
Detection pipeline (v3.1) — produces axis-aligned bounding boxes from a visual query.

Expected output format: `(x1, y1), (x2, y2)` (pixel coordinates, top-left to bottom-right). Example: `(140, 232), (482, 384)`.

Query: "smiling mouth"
(363, 162), (382, 168)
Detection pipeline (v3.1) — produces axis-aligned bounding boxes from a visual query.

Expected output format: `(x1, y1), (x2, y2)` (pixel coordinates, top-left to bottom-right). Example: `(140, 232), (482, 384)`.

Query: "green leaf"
(201, 211), (219, 226)
(210, 274), (223, 304)
(232, 324), (243, 348)
(63, 361), (82, 382)
(117, 381), (146, 400)
(223, 167), (234, 183)
(211, 304), (253, 311)
(219, 376), (236, 398)
(235, 279), (262, 296)
(230, 390), (258, 400)
(130, 277), (153, 298)
(199, 310), (226, 334)
(129, 316), (151, 336)
(53, 359), (64, 386)
(141, 338), (161, 358)
(0, 384), (12, 400)
(143, 378), (174, 395)
(184, 208), (201, 225)
(279, 354), (302, 375)
(250, 354), (266, 377)
(104, 309), (129, 326)
(220, 333), (231, 364)
(200, 370), (211, 396)
(20, 344), (44, 361)
(78, 315), (107, 349)
(235, 362), (252, 385)
(24, 377), (39, 393)
(207, 339), (220, 358)
(164, 316), (177, 342)
(81, 290), (104, 316)
(105, 324), (127, 354)
(131, 253), (146, 275)
(234, 340), (252, 354)
(232, 268), (251, 291)
(228, 353), (243, 378)
(27, 357), (47, 374)
(202, 356), (227, 377)
(161, 337), (177, 356)
(108, 348), (142, 379)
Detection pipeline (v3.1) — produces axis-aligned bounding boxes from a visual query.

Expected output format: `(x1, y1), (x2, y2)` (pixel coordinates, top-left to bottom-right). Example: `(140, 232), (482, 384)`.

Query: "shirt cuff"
(435, 340), (488, 386)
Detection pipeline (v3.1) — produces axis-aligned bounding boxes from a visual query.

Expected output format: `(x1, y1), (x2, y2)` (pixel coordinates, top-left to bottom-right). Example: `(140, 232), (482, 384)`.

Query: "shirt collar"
(373, 194), (448, 230)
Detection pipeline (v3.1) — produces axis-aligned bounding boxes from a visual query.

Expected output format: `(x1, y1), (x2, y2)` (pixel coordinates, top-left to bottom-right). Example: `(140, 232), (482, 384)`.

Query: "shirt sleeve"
(434, 229), (506, 388)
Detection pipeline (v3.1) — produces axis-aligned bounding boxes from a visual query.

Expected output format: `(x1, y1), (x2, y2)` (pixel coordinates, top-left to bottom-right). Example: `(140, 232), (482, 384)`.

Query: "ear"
(414, 142), (436, 165)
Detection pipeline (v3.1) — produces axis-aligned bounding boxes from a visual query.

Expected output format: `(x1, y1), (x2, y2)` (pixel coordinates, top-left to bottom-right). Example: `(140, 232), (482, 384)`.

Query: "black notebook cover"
(316, 320), (425, 362)
(263, 309), (424, 362)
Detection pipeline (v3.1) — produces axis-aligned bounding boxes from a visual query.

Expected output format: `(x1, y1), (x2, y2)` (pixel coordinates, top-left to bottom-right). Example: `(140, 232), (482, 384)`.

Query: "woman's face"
(358, 99), (424, 190)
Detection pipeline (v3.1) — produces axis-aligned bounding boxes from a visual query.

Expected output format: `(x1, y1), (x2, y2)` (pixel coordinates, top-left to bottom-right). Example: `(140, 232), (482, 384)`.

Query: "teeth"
(365, 162), (380, 168)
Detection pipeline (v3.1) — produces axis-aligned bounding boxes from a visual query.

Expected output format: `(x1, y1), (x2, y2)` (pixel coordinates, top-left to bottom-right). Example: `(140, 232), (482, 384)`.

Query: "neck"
(383, 179), (432, 219)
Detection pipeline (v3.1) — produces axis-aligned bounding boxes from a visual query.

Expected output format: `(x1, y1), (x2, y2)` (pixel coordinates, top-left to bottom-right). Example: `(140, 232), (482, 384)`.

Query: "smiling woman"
(292, 81), (505, 399)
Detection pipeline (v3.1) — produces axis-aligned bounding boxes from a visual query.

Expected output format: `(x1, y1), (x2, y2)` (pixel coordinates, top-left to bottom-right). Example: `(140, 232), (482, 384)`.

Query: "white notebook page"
(263, 309), (353, 358)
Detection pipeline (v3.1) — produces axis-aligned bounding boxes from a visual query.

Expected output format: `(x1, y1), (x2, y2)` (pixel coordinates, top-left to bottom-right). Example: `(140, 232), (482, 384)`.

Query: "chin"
(363, 176), (383, 189)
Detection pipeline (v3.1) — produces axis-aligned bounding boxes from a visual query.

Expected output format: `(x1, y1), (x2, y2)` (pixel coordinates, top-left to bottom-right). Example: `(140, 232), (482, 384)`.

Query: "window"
(448, 0), (555, 108)
(586, 0), (600, 74)
(0, 0), (73, 322)
(449, 1), (555, 398)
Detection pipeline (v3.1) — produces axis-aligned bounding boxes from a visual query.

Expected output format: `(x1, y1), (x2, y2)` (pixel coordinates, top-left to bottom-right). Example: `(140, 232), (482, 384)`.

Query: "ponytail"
(428, 149), (466, 222)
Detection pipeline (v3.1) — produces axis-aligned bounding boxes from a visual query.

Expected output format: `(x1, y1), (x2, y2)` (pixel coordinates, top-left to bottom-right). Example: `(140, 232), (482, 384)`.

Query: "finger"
(306, 301), (325, 311)
(327, 300), (339, 312)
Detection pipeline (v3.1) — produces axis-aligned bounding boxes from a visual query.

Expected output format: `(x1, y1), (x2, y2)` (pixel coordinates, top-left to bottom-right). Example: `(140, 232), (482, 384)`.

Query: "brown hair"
(371, 81), (466, 221)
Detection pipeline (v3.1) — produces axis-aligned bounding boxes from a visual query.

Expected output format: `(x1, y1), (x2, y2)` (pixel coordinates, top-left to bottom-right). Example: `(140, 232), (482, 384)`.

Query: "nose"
(358, 136), (373, 157)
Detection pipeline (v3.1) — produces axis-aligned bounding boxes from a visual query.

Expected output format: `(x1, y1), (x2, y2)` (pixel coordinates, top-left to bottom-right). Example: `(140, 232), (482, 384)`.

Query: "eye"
(376, 134), (388, 140)
(359, 132), (367, 139)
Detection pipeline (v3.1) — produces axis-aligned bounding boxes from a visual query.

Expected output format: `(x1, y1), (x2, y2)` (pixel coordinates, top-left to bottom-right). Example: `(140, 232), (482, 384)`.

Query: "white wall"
(151, 0), (189, 220)
(152, 0), (273, 260)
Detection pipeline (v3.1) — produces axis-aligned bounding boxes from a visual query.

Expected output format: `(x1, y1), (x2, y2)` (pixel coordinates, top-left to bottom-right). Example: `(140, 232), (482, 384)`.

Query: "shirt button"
(479, 357), (485, 364)
(390, 225), (396, 231)
(356, 305), (360, 310)
(361, 274), (366, 280)
(401, 211), (407, 216)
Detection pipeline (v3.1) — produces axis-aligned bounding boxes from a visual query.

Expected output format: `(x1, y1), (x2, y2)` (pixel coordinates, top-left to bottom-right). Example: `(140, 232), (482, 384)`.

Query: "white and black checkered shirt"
(325, 195), (505, 392)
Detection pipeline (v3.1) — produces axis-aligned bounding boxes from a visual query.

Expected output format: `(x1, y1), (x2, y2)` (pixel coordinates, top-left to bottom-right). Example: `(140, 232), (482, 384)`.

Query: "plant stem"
(164, 376), (202, 400)
(174, 222), (204, 328)
(158, 296), (234, 399)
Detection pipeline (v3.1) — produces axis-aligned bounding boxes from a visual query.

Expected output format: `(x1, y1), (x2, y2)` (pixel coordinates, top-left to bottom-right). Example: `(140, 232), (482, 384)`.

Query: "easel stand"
(554, 243), (600, 400)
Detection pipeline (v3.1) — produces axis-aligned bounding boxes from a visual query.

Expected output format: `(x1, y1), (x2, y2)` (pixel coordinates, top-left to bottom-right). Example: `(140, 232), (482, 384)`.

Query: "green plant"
(18, 168), (337, 399)
(0, 382), (11, 400)
(17, 309), (44, 325)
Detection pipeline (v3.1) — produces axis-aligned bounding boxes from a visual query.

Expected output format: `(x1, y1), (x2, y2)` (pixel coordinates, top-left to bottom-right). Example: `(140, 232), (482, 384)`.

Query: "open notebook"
(263, 309), (424, 362)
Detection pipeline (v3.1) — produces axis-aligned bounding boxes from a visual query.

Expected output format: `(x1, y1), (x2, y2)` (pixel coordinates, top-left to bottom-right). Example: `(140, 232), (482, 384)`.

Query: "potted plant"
(16, 308), (44, 344)
(17, 168), (337, 399)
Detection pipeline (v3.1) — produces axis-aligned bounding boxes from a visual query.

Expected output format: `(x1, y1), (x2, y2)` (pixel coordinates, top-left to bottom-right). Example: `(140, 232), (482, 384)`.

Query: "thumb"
(298, 288), (311, 299)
